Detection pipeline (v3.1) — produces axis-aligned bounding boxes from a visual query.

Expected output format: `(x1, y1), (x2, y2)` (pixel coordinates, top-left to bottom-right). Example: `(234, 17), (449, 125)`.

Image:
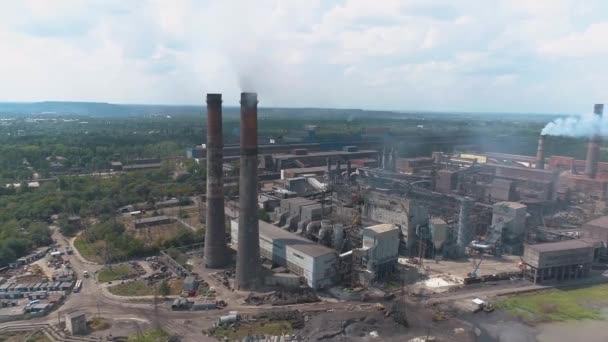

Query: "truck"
(83, 271), (89, 278)
(65, 247), (73, 255)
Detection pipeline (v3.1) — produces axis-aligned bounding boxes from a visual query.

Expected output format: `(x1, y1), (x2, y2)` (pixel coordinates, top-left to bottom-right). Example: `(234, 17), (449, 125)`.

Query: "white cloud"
(539, 22), (608, 58)
(0, 0), (606, 112)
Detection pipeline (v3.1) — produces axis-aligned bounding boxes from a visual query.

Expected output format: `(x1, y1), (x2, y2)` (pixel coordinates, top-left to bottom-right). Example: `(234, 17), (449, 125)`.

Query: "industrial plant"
(201, 95), (608, 294)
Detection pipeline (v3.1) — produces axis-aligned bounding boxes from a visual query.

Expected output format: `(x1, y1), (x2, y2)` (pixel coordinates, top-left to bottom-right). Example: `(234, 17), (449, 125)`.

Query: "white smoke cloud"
(541, 112), (603, 137)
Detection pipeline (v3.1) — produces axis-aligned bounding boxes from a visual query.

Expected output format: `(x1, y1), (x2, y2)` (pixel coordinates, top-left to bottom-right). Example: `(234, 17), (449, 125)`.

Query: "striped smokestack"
(204, 93), (228, 268)
(235, 92), (260, 290)
(585, 104), (603, 179)
(536, 135), (546, 169)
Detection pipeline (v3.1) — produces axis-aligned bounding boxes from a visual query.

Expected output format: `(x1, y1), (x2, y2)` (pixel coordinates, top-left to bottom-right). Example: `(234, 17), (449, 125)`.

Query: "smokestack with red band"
(536, 135), (546, 169)
(235, 92), (260, 290)
(204, 94), (228, 268)
(585, 104), (604, 178)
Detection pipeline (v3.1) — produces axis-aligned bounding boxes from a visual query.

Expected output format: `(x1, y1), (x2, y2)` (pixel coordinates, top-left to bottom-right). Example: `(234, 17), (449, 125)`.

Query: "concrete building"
(258, 194), (280, 211)
(356, 224), (400, 283)
(231, 219), (337, 289)
(65, 311), (87, 335)
(133, 215), (173, 229)
(582, 216), (608, 258)
(522, 240), (594, 284)
(182, 276), (199, 293)
(492, 201), (527, 253)
(122, 162), (162, 171)
(110, 161), (123, 171)
(363, 193), (428, 255)
(396, 157), (435, 175)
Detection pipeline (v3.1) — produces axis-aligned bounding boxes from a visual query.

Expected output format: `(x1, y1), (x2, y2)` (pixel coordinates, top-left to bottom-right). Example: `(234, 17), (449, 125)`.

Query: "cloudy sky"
(0, 0), (606, 113)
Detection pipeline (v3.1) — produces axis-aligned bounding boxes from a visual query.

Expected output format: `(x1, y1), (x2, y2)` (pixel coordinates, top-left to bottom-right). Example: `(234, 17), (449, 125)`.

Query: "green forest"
(0, 165), (205, 266)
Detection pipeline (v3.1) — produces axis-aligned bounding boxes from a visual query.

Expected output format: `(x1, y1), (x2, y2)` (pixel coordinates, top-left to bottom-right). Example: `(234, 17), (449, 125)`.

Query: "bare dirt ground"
(418, 255), (522, 282)
(297, 306), (476, 342)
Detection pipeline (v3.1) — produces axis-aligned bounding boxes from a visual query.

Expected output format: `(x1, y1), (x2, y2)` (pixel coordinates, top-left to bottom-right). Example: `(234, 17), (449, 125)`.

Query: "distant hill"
(0, 101), (565, 122)
(0, 101), (204, 117)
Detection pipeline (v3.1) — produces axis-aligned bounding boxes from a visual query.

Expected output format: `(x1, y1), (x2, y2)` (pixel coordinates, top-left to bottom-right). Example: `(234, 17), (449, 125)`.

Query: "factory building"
(581, 216), (608, 258)
(230, 219), (337, 289)
(354, 224), (400, 284)
(396, 157), (435, 175)
(522, 240), (594, 284)
(362, 193), (429, 254)
(491, 201), (527, 254)
(271, 148), (379, 171)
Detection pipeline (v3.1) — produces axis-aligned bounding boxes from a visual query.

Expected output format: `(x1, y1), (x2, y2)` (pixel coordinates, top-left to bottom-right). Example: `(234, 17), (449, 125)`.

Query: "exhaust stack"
(585, 104), (604, 179)
(535, 135), (546, 170)
(235, 92), (260, 290)
(204, 94), (228, 268)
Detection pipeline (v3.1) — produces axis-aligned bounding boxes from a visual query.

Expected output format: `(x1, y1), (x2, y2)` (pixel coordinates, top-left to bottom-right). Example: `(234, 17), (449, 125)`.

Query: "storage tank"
(219, 314), (238, 325)
(430, 218), (448, 250)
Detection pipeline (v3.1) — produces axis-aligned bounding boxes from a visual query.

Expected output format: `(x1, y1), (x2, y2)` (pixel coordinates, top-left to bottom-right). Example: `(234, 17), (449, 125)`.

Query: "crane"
(469, 253), (485, 279)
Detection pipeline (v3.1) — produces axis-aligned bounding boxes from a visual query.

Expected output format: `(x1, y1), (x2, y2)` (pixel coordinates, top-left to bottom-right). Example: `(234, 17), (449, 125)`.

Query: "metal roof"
(364, 223), (398, 234)
(134, 215), (171, 224)
(526, 240), (593, 253)
(584, 216), (608, 230)
(259, 220), (335, 258)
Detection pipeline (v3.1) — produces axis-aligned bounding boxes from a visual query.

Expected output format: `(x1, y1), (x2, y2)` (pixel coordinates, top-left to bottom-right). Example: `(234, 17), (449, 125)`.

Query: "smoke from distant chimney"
(541, 104), (604, 137)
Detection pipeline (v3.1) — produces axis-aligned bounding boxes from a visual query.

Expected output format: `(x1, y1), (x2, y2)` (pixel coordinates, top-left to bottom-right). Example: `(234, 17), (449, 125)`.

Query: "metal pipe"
(235, 92), (260, 290)
(585, 104), (603, 178)
(204, 93), (228, 268)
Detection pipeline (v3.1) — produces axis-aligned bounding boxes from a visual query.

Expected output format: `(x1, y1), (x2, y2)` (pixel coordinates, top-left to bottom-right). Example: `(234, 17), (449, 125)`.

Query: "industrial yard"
(1, 96), (608, 342)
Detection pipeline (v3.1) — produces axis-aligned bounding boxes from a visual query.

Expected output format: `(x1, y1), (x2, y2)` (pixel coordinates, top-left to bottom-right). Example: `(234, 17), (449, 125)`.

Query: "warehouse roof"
(526, 240), (593, 253)
(584, 216), (608, 230)
(259, 220), (335, 258)
(273, 149), (377, 159)
(134, 215), (171, 224)
(430, 218), (447, 225)
(365, 224), (398, 234)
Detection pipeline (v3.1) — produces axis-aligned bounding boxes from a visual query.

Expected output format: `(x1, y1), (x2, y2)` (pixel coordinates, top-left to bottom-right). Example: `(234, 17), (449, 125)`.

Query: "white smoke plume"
(541, 112), (604, 137)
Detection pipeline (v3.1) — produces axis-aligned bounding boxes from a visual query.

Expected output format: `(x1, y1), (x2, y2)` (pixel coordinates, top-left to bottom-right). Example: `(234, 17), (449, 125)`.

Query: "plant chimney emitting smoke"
(204, 93), (228, 268)
(235, 92), (260, 290)
(585, 104), (604, 179)
(536, 135), (546, 170)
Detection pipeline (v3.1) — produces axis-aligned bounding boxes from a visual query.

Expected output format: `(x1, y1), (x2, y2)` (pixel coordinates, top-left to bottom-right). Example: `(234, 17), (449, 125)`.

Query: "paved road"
(0, 227), (354, 341)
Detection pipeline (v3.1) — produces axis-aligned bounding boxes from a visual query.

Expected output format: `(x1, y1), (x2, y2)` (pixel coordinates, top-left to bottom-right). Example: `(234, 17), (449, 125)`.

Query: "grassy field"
(108, 279), (182, 297)
(98, 264), (136, 282)
(73, 236), (104, 263)
(108, 280), (155, 296)
(213, 321), (292, 340)
(497, 284), (608, 322)
(0, 331), (50, 342)
(88, 317), (111, 332)
(128, 329), (169, 342)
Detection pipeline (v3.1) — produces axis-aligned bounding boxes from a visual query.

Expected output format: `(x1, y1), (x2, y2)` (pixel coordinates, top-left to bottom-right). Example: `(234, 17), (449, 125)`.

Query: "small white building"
(231, 220), (337, 289)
